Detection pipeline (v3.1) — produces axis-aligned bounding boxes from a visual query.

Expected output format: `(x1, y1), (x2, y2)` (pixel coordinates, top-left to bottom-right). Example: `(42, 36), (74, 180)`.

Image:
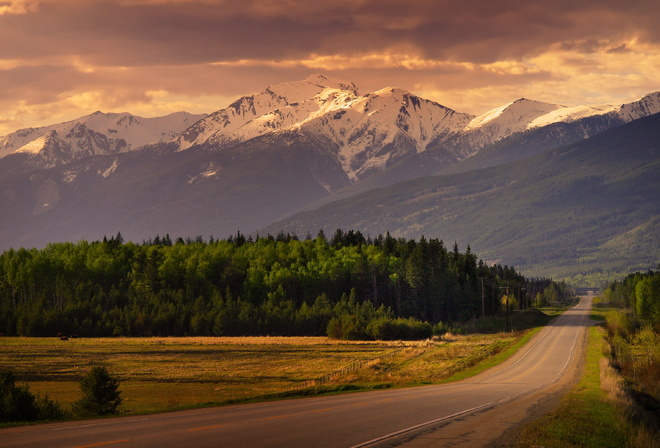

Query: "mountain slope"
(262, 113), (660, 278)
(302, 91), (660, 193)
(0, 131), (350, 250)
(439, 91), (660, 175)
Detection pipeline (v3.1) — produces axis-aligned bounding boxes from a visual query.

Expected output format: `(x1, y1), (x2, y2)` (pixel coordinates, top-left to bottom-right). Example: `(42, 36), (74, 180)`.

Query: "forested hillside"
(0, 231), (552, 339)
(264, 112), (660, 280)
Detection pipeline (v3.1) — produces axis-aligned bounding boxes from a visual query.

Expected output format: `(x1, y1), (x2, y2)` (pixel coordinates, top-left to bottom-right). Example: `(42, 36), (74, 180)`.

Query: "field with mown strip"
(1, 337), (396, 413)
(0, 334), (515, 414)
(0, 310), (557, 415)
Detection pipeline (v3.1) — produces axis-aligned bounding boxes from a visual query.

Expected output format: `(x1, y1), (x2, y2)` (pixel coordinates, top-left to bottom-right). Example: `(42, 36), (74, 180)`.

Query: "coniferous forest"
(0, 230), (555, 340)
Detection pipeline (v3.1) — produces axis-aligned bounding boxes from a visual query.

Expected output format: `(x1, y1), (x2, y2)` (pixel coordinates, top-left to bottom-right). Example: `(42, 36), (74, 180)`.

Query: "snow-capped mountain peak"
(522, 91), (660, 130)
(291, 86), (474, 180)
(176, 77), (475, 181)
(0, 111), (206, 167)
(176, 74), (363, 151)
(465, 98), (563, 132)
(617, 91), (660, 122)
(4, 75), (658, 189)
(267, 73), (360, 101)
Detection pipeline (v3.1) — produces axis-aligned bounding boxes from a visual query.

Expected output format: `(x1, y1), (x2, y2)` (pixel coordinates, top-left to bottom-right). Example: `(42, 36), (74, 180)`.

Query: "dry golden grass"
(335, 333), (518, 386)
(1, 337), (421, 413)
(0, 333), (527, 415)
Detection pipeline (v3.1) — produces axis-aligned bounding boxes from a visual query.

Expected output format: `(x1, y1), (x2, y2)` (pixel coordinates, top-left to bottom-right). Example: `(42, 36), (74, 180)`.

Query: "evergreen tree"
(0, 369), (67, 422)
(0, 370), (38, 422)
(73, 366), (122, 416)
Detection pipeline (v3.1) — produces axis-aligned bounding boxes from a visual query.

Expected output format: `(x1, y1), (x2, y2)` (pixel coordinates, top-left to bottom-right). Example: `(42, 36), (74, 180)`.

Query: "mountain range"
(1, 74), (658, 279)
(0, 111), (206, 171)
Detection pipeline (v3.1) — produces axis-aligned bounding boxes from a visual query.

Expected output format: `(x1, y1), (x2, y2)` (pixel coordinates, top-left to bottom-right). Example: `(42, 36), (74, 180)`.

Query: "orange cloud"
(1, 0), (659, 135)
(0, 0), (38, 15)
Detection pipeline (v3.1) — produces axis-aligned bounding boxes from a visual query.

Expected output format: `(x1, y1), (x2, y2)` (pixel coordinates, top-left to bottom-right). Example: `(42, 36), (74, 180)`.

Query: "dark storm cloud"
(3, 0), (658, 66)
(0, 1), (356, 65)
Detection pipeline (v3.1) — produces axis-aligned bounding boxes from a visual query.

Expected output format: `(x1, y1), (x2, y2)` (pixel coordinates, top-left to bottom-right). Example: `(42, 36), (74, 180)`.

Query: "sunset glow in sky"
(1, 0), (659, 136)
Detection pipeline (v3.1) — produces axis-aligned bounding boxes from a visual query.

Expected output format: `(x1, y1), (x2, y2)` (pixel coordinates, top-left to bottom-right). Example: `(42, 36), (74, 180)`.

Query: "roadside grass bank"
(1, 308), (560, 422)
(514, 306), (659, 447)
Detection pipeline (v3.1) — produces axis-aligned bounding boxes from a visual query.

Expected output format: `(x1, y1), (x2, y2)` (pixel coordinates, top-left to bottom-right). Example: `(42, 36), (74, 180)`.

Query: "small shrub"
(35, 394), (70, 421)
(368, 317), (432, 341)
(0, 370), (38, 423)
(433, 321), (448, 337)
(73, 366), (122, 417)
(0, 369), (68, 423)
(606, 310), (633, 338)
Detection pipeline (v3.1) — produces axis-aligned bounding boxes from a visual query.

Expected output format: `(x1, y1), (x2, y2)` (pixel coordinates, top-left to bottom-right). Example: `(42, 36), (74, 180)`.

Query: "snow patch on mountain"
(527, 104), (616, 128)
(101, 158), (119, 178)
(15, 134), (49, 154)
(461, 91), (660, 150)
(525, 92), (659, 130)
(188, 162), (223, 184)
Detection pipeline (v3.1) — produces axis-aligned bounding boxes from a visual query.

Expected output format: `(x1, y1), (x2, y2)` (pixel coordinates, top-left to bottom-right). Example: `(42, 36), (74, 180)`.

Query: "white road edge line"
(351, 300), (586, 448)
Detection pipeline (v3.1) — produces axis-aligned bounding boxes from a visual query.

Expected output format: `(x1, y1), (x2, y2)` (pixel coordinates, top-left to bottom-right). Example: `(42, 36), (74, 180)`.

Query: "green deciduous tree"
(0, 231), (532, 339)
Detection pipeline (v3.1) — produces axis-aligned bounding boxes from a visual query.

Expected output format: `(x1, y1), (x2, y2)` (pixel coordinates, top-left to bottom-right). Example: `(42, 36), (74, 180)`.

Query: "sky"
(1, 0), (659, 136)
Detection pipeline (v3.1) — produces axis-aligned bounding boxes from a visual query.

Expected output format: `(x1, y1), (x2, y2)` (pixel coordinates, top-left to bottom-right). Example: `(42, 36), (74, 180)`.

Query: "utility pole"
(506, 283), (510, 332)
(497, 284), (510, 332)
(492, 284), (496, 319)
(480, 277), (485, 318)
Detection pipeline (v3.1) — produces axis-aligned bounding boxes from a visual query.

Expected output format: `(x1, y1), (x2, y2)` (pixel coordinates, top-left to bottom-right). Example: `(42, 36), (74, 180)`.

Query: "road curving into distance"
(0, 297), (592, 448)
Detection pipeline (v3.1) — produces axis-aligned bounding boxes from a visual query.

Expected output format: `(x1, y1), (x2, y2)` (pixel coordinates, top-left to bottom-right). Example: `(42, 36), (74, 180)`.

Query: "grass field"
(0, 309), (559, 417)
(1, 336), (398, 413)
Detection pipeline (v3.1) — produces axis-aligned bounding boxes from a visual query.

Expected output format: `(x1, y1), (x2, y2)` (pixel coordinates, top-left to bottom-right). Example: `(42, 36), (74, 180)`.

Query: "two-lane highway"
(0, 297), (592, 448)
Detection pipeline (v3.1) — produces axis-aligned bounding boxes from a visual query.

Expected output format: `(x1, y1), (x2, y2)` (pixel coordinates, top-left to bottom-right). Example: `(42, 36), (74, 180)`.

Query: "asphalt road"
(0, 297), (591, 448)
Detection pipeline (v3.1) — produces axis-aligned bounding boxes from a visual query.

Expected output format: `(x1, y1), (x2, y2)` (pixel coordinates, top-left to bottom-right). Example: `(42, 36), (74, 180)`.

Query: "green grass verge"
(515, 325), (628, 447)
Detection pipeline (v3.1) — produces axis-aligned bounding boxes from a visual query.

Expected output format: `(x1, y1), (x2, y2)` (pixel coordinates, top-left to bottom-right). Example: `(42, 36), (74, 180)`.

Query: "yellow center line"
(351, 402), (368, 406)
(312, 408), (334, 413)
(262, 415), (287, 420)
(72, 440), (129, 448)
(503, 329), (566, 384)
(187, 424), (224, 432)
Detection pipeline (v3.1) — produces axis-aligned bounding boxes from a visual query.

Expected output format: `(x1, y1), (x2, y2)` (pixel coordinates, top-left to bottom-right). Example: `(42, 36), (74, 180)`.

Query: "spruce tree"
(73, 366), (122, 416)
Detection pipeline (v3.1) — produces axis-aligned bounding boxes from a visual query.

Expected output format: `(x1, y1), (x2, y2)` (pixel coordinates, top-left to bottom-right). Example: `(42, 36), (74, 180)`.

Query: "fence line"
(287, 348), (404, 391)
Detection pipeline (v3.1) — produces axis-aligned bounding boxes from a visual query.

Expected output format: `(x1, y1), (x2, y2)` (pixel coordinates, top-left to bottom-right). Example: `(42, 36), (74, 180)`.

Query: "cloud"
(0, 0), (659, 135)
(4, 0), (659, 65)
(0, 0), (38, 15)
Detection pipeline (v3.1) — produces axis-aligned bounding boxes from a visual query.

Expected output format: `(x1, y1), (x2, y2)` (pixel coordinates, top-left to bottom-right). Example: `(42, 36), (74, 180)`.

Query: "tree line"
(599, 267), (659, 439)
(0, 230), (553, 339)
(601, 266), (660, 324)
